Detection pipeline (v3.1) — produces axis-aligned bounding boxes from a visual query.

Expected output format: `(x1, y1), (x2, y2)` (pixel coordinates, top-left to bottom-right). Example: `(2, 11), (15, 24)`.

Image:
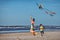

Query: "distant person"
(39, 24), (45, 36)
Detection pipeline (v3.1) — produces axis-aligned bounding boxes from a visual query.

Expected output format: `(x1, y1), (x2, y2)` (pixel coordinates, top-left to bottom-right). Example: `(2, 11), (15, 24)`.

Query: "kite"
(35, 0), (56, 16)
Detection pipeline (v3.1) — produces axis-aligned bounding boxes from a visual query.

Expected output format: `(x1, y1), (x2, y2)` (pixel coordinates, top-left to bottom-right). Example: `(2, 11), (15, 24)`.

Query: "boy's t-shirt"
(40, 26), (44, 31)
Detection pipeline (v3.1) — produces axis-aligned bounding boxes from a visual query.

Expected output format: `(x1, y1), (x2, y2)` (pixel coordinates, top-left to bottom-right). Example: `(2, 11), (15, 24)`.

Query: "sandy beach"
(0, 31), (60, 40)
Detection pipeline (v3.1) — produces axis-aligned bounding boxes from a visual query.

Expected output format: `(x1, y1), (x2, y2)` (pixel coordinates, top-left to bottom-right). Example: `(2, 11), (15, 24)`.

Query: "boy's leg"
(41, 31), (43, 36)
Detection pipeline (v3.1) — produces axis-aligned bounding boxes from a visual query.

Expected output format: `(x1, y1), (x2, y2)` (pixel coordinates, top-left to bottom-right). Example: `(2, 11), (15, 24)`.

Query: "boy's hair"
(40, 24), (42, 26)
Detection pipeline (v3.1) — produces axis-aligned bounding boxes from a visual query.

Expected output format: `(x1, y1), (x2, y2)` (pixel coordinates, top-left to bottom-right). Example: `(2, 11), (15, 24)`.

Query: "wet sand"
(0, 31), (60, 40)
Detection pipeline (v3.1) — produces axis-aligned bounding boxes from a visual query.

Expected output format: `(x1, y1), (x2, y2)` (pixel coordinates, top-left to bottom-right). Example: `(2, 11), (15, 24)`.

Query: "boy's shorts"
(40, 31), (44, 34)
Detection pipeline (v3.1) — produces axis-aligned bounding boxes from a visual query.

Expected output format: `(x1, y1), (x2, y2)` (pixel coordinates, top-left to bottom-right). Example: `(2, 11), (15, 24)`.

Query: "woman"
(30, 16), (35, 36)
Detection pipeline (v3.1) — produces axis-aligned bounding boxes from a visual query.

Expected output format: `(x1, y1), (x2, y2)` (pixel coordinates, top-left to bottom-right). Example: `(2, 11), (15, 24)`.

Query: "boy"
(39, 24), (44, 36)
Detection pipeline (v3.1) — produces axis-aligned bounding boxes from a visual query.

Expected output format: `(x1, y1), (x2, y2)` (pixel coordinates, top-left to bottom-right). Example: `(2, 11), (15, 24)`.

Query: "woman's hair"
(33, 18), (35, 22)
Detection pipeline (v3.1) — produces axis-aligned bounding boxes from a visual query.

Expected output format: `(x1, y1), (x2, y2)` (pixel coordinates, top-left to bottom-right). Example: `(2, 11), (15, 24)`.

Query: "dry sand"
(0, 31), (60, 40)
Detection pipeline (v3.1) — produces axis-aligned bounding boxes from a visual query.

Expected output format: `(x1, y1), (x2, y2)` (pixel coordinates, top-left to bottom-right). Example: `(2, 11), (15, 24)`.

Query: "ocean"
(0, 26), (60, 34)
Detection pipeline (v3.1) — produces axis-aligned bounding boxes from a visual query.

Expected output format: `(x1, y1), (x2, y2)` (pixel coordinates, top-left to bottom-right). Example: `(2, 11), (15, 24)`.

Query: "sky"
(0, 0), (60, 26)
